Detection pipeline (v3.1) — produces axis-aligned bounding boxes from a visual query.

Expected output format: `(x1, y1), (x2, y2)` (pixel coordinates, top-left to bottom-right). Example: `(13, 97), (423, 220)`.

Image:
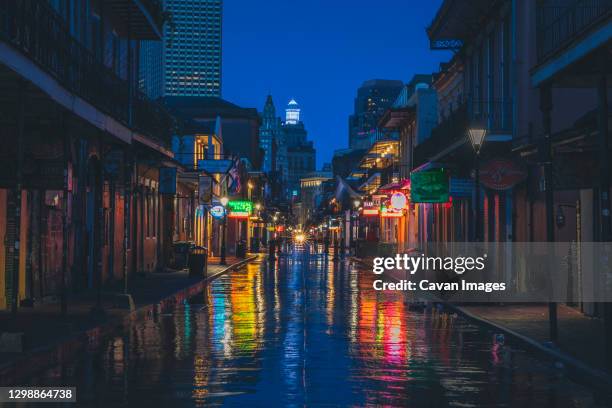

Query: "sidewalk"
(0, 255), (258, 385)
(456, 303), (606, 370)
(352, 256), (612, 387)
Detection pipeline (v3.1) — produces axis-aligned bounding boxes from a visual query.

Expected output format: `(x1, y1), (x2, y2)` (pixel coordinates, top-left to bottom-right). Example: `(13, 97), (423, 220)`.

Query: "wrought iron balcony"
(413, 98), (513, 168)
(0, 0), (174, 147)
(467, 98), (513, 134)
(536, 0), (612, 63)
(105, 0), (165, 40)
(413, 103), (468, 168)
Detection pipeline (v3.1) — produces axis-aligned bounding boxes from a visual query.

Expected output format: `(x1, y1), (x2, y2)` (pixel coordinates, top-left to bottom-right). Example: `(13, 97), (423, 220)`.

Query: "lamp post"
(352, 199), (361, 254)
(220, 196), (229, 265)
(468, 127), (487, 242)
(254, 203), (262, 252)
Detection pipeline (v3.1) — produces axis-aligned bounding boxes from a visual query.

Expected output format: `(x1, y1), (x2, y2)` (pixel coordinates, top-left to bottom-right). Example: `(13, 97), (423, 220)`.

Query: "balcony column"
(539, 84), (557, 342)
(597, 52), (611, 242)
(127, 6), (133, 126)
(9, 80), (26, 317)
(60, 112), (72, 316)
(597, 52), (612, 370)
(123, 150), (134, 294)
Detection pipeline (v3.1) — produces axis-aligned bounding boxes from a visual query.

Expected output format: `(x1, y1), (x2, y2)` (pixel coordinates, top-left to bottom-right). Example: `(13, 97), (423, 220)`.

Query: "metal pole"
(220, 215), (227, 265)
(123, 152), (132, 295)
(60, 113), (70, 316)
(11, 81), (26, 318)
(475, 153), (481, 242)
(541, 85), (557, 342)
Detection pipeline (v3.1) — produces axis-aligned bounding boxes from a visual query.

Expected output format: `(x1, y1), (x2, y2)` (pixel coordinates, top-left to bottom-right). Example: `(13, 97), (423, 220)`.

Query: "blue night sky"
(222, 0), (450, 168)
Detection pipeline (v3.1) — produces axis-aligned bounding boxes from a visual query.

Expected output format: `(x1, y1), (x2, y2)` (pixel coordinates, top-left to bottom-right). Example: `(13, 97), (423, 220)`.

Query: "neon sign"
(228, 200), (253, 218)
(210, 205), (226, 219)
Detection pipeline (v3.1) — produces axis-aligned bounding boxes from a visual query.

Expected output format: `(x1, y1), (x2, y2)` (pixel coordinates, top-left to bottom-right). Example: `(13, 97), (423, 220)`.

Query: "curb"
(0, 255), (258, 385)
(349, 256), (612, 390)
(447, 303), (612, 391)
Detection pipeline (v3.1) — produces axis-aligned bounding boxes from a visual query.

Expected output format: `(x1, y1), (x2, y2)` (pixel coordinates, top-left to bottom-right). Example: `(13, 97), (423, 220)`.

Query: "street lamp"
(468, 127), (487, 241)
(347, 198), (361, 256)
(220, 196), (229, 265)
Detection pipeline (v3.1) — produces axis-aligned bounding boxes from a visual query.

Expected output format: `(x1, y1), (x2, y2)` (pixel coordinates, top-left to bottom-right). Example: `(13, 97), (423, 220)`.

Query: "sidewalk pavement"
(352, 256), (611, 384)
(0, 255), (258, 385)
(457, 304), (605, 369)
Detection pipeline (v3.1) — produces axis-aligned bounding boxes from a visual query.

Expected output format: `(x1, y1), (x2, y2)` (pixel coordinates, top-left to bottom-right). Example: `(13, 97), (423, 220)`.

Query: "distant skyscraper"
(281, 99), (315, 198)
(285, 99), (301, 124)
(258, 97), (316, 199)
(260, 95), (281, 173)
(140, 0), (223, 98)
(348, 79), (404, 149)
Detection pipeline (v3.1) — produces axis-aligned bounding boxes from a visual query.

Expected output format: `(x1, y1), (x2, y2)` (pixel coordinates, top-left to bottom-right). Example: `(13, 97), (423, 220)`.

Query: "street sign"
(159, 167), (177, 195)
(410, 169), (449, 203)
(198, 176), (213, 204)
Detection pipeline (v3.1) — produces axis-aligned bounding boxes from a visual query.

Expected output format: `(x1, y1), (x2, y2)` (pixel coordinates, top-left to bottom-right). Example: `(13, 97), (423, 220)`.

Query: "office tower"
(348, 79), (403, 149)
(281, 99), (315, 198)
(140, 0), (223, 98)
(260, 95), (282, 173)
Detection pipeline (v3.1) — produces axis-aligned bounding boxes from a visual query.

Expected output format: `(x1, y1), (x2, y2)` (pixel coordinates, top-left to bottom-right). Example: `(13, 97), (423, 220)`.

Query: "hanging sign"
(228, 200), (253, 218)
(160, 167), (177, 195)
(390, 192), (407, 210)
(410, 169), (449, 203)
(362, 201), (379, 216)
(210, 205), (226, 220)
(480, 158), (527, 190)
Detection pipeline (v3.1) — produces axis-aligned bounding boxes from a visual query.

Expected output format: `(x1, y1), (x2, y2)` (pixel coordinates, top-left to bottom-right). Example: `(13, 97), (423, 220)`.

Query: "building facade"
(259, 95), (281, 174)
(141, 0), (223, 98)
(349, 79), (404, 150)
(298, 172), (333, 227)
(281, 100), (316, 198)
(0, 0), (178, 311)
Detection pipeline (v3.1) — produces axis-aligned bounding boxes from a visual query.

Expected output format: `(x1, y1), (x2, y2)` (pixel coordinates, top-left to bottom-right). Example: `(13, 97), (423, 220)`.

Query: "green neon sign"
(228, 200), (253, 214)
(410, 169), (449, 203)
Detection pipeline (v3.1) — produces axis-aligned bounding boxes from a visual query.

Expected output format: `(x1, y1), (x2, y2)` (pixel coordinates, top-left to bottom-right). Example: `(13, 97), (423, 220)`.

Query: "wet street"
(28, 246), (611, 407)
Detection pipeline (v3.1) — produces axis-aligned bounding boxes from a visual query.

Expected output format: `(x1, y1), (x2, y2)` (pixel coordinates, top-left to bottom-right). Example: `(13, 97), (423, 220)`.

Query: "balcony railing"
(413, 103), (468, 168)
(467, 98), (513, 134)
(138, 0), (166, 33)
(537, 0), (612, 62)
(0, 0), (174, 146)
(106, 0), (166, 39)
(173, 152), (238, 171)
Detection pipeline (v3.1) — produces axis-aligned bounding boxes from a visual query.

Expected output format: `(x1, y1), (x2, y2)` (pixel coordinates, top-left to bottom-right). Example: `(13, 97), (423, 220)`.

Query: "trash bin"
(236, 240), (247, 258)
(188, 246), (208, 278)
(172, 241), (195, 269)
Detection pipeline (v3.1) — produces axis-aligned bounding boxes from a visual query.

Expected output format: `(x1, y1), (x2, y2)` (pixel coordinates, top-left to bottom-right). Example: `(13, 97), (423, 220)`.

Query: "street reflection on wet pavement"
(30, 246), (612, 407)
